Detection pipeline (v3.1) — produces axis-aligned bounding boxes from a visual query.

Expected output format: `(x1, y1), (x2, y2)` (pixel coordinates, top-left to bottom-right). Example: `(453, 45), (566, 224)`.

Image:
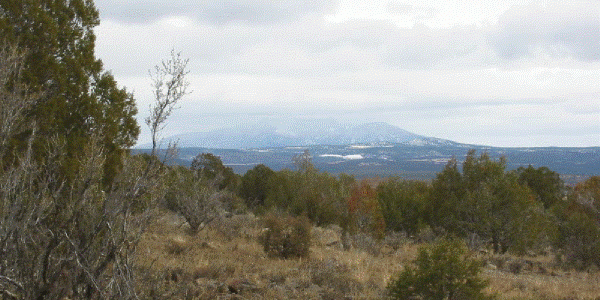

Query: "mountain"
(134, 121), (599, 184)
(141, 121), (454, 149)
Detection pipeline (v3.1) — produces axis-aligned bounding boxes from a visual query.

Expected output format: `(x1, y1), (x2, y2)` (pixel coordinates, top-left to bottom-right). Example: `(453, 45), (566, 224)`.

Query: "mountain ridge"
(134, 121), (599, 184)
(139, 121), (456, 149)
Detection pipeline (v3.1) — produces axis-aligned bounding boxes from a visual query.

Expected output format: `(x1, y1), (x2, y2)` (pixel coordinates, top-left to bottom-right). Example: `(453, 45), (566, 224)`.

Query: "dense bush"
(377, 178), (428, 236)
(387, 238), (494, 300)
(552, 200), (600, 270)
(426, 151), (552, 254)
(240, 164), (276, 208)
(259, 213), (311, 259)
(346, 180), (386, 240)
(265, 167), (350, 227)
(516, 165), (564, 209)
(0, 0), (140, 186)
(191, 153), (240, 192)
(0, 40), (167, 298)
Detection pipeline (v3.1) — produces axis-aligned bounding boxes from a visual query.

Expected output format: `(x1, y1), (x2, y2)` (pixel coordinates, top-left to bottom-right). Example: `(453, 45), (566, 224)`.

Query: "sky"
(93, 0), (600, 148)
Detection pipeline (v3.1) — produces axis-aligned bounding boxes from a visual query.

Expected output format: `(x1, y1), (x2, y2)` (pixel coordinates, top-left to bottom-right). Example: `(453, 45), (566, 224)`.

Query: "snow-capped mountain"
(144, 121), (454, 149)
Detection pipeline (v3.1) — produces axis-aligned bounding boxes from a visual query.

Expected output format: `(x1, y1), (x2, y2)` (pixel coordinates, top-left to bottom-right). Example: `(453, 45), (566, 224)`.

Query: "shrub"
(306, 259), (360, 295)
(165, 236), (189, 255)
(165, 166), (225, 233)
(554, 206), (600, 270)
(377, 178), (428, 237)
(427, 151), (553, 254)
(240, 164), (276, 208)
(264, 164), (351, 227)
(347, 180), (386, 240)
(259, 213), (311, 259)
(387, 238), (495, 300)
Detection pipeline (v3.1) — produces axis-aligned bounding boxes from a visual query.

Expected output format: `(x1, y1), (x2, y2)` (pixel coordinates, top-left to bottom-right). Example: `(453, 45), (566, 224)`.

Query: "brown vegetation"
(134, 210), (600, 300)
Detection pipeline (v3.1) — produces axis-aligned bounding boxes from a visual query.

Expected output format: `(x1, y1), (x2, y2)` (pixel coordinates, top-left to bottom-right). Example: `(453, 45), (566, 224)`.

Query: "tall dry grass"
(134, 210), (600, 299)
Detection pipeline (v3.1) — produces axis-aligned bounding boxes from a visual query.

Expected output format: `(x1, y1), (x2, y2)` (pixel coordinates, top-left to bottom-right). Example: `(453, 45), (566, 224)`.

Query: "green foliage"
(461, 174), (548, 254)
(264, 158), (352, 226)
(164, 165), (193, 211)
(259, 212), (311, 259)
(377, 178), (428, 236)
(558, 212), (600, 270)
(191, 152), (240, 191)
(552, 196), (600, 270)
(0, 9), (191, 297)
(0, 0), (139, 185)
(426, 157), (466, 233)
(516, 165), (564, 209)
(387, 238), (494, 300)
(240, 164), (276, 208)
(426, 151), (552, 254)
(463, 150), (506, 191)
(0, 43), (37, 169)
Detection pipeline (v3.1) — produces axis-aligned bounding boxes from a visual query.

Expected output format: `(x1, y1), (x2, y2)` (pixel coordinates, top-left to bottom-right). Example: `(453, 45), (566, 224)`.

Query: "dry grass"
(483, 266), (600, 300)
(135, 210), (600, 299)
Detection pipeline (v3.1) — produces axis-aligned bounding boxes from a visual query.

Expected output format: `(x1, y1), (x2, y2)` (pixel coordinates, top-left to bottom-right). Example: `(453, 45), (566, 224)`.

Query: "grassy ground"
(135, 210), (600, 299)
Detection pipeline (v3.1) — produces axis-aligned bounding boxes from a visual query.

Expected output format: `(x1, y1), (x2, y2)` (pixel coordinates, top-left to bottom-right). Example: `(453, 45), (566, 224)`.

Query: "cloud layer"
(94, 0), (600, 147)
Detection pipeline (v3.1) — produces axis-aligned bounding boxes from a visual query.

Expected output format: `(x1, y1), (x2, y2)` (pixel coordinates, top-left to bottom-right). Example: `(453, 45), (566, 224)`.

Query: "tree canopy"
(0, 0), (139, 184)
(427, 150), (550, 254)
(516, 165), (564, 209)
(191, 153), (239, 191)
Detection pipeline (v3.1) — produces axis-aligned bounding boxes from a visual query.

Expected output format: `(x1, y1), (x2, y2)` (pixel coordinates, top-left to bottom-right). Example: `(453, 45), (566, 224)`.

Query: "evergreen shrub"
(387, 238), (495, 300)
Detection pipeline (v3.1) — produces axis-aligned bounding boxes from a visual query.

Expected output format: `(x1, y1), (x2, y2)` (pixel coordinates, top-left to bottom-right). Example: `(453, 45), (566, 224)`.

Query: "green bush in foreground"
(259, 213), (311, 259)
(387, 238), (495, 300)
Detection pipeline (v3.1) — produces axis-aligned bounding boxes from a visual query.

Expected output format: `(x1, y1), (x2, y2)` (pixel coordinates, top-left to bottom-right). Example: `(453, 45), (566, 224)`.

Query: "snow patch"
(407, 139), (426, 146)
(251, 149), (272, 153)
(320, 154), (364, 160)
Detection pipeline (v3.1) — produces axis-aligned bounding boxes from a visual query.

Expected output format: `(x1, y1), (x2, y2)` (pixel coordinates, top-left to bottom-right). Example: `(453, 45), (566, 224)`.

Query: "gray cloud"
(94, 1), (600, 147)
(96, 1), (195, 23)
(96, 0), (337, 25)
(387, 1), (437, 20)
(382, 25), (483, 69)
(490, 2), (600, 61)
(199, 0), (338, 25)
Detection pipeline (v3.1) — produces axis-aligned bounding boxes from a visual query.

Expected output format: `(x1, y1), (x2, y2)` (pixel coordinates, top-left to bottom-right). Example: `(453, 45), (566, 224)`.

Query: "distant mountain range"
(141, 121), (455, 149)
(135, 121), (600, 184)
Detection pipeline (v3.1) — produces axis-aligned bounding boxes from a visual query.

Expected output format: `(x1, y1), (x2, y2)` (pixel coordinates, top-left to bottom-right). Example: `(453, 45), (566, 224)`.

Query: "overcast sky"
(93, 0), (599, 147)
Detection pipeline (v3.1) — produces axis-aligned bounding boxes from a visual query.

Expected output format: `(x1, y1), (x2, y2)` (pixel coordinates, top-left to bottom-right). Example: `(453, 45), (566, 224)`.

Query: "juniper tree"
(0, 0), (139, 185)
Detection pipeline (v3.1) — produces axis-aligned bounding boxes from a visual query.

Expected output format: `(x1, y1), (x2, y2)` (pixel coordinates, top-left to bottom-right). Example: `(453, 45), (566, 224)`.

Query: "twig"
(0, 275), (23, 290)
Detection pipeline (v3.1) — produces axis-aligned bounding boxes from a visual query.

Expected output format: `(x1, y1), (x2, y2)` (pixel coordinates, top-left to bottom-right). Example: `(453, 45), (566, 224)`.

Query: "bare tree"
(146, 50), (190, 156)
